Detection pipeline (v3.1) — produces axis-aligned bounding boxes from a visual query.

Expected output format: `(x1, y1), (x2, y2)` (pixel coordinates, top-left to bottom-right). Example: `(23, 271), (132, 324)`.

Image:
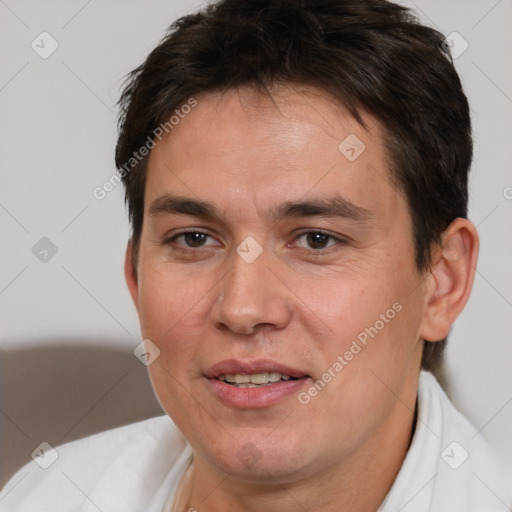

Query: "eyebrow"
(149, 195), (217, 218)
(270, 196), (374, 222)
(148, 194), (374, 223)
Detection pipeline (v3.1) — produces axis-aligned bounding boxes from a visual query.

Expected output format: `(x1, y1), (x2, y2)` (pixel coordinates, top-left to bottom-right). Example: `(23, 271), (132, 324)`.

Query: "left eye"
(295, 231), (338, 250)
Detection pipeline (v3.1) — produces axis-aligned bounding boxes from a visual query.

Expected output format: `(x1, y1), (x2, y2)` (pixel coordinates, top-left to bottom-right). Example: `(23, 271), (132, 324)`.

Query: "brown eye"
(165, 231), (218, 248)
(183, 232), (208, 247)
(295, 231), (338, 250)
(306, 232), (330, 249)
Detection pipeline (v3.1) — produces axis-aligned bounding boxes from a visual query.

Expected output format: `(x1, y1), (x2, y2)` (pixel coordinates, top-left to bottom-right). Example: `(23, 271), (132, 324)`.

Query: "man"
(1, 0), (510, 510)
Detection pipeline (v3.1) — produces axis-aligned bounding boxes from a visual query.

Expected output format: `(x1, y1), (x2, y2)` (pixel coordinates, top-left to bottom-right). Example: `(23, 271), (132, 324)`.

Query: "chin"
(199, 432), (315, 482)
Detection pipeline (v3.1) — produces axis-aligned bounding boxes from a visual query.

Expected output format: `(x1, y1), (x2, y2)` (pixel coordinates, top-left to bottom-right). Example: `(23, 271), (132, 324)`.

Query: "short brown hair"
(115, 0), (472, 371)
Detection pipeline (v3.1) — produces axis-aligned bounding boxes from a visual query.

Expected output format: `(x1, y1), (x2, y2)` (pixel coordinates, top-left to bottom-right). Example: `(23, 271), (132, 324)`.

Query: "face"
(127, 85), (428, 483)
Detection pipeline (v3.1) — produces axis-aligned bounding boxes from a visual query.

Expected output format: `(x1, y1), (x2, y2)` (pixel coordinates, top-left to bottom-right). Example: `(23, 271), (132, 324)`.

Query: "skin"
(125, 85), (479, 512)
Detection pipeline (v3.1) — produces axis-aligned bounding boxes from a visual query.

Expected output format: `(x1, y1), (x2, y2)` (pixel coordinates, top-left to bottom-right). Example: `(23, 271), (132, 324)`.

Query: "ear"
(420, 218), (479, 342)
(124, 240), (140, 315)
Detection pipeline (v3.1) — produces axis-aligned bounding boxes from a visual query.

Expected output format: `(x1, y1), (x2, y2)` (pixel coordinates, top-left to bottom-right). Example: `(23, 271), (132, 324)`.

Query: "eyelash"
(163, 229), (347, 252)
(163, 230), (217, 248)
(292, 229), (346, 251)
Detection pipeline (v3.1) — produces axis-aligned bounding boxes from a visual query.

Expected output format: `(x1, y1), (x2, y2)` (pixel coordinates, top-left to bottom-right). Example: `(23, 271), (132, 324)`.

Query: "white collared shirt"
(378, 372), (511, 511)
(1, 371), (510, 511)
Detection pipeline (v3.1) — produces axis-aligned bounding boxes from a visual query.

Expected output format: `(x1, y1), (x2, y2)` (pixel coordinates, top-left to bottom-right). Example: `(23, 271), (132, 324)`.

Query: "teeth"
(251, 372), (276, 384)
(224, 374), (250, 384)
(269, 372), (283, 382)
(217, 372), (294, 386)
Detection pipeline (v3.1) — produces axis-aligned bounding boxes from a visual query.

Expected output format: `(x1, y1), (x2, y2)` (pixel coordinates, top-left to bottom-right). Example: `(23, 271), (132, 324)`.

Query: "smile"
(216, 372), (294, 387)
(206, 360), (311, 408)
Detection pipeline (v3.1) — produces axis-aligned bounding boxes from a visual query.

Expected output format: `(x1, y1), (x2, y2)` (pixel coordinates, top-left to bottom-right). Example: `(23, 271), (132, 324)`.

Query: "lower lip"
(207, 377), (310, 408)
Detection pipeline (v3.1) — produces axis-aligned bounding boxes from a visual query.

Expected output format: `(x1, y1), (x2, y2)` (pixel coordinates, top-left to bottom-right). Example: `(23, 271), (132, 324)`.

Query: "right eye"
(165, 230), (219, 248)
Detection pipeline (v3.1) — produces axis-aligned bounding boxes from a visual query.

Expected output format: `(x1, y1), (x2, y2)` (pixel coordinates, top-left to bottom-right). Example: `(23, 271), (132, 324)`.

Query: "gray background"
(1, 0), (511, 489)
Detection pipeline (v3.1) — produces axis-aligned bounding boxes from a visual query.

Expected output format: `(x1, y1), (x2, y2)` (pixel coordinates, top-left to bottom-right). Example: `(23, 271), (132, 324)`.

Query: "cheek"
(289, 268), (398, 342)
(290, 258), (422, 381)
(137, 264), (213, 340)
(136, 267), (213, 424)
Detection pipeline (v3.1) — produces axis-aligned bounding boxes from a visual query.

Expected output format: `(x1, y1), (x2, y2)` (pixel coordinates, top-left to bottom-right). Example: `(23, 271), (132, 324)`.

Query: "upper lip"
(205, 359), (309, 379)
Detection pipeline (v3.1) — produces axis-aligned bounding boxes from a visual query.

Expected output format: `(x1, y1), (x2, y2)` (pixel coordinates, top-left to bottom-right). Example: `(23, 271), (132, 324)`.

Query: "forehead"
(153, 85), (385, 165)
(144, 85), (405, 225)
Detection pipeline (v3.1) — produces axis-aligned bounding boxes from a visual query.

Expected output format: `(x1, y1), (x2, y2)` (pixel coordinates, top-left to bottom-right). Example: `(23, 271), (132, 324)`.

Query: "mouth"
(205, 359), (311, 408)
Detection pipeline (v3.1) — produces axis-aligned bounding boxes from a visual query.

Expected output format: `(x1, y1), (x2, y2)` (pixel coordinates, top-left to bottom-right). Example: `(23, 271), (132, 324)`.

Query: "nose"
(210, 249), (292, 336)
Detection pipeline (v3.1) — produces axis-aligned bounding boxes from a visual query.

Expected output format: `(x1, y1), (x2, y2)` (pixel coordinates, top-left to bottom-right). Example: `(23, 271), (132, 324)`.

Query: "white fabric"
(1, 371), (510, 511)
(378, 371), (512, 511)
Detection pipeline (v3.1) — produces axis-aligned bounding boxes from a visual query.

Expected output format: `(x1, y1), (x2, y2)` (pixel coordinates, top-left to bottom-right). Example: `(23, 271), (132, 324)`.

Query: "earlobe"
(420, 218), (479, 342)
(124, 241), (140, 314)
